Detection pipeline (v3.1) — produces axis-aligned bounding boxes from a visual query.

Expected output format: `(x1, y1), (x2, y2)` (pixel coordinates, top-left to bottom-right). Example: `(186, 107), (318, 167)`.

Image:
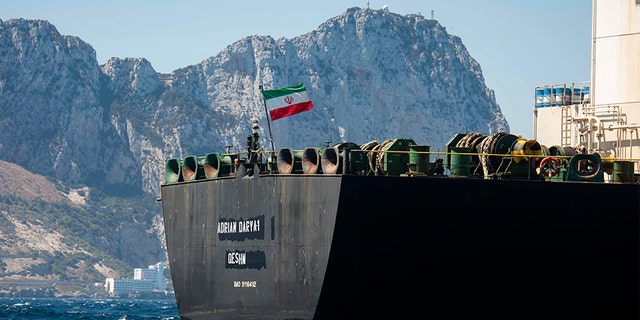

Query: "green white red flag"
(262, 84), (313, 120)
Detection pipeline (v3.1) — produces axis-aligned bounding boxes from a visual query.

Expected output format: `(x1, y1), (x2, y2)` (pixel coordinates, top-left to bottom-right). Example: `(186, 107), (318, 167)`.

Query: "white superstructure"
(534, 0), (640, 174)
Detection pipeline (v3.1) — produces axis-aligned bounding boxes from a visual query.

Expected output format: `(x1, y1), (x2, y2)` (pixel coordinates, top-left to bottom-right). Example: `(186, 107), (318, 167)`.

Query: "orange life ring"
(539, 156), (561, 177)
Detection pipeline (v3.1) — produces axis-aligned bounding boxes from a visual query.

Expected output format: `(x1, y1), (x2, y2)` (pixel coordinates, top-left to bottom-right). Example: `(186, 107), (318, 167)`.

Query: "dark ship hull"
(161, 148), (640, 319)
(161, 2), (640, 316)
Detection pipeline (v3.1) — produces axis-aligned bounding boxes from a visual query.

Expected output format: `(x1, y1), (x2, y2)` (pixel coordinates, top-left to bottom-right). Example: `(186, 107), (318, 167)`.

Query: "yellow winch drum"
(511, 138), (543, 163)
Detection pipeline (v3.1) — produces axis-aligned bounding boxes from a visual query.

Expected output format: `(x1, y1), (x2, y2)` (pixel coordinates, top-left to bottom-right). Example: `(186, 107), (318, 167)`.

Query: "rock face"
(0, 18), (141, 196)
(0, 7), (507, 198)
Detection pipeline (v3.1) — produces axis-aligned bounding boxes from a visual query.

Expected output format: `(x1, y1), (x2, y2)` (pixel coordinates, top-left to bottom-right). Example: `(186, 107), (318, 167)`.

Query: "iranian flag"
(262, 84), (313, 121)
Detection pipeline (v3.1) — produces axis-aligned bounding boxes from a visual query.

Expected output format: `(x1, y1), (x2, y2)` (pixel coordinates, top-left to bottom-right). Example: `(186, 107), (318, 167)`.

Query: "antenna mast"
(258, 84), (277, 160)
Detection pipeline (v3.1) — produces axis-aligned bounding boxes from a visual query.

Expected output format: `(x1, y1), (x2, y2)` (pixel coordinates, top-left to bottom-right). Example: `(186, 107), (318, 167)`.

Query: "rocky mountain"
(0, 7), (508, 293)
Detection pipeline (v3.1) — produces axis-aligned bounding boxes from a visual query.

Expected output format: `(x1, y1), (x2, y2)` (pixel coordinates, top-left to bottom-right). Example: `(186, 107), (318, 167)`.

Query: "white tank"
(591, 0), (640, 161)
(591, 0), (640, 107)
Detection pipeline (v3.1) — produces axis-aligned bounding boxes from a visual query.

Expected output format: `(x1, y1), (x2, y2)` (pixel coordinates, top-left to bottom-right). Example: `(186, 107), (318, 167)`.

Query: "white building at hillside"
(134, 262), (167, 291)
(104, 262), (168, 296)
(104, 278), (153, 296)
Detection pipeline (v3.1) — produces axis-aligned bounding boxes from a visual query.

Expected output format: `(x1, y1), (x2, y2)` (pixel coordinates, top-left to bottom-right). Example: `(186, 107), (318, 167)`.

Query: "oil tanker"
(160, 1), (640, 319)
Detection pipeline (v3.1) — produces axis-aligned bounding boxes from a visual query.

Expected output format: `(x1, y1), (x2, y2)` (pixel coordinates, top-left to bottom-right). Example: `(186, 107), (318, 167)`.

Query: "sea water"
(0, 297), (179, 319)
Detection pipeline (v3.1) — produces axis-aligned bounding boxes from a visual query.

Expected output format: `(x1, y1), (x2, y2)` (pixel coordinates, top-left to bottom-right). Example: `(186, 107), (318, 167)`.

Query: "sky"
(0, 0), (593, 138)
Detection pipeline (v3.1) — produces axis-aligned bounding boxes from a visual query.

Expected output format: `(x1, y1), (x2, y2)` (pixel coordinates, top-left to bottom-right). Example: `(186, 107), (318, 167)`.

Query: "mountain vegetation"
(0, 160), (164, 296)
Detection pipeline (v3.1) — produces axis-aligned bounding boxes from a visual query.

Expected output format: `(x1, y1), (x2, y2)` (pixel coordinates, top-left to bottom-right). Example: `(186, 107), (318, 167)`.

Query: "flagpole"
(259, 84), (276, 160)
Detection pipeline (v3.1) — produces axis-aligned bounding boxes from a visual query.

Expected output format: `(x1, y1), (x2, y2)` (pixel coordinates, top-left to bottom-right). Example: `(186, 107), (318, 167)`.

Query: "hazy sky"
(0, 0), (592, 138)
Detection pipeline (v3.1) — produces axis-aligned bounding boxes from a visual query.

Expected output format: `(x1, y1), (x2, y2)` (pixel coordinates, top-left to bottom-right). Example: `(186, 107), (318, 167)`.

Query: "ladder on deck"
(560, 105), (572, 147)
